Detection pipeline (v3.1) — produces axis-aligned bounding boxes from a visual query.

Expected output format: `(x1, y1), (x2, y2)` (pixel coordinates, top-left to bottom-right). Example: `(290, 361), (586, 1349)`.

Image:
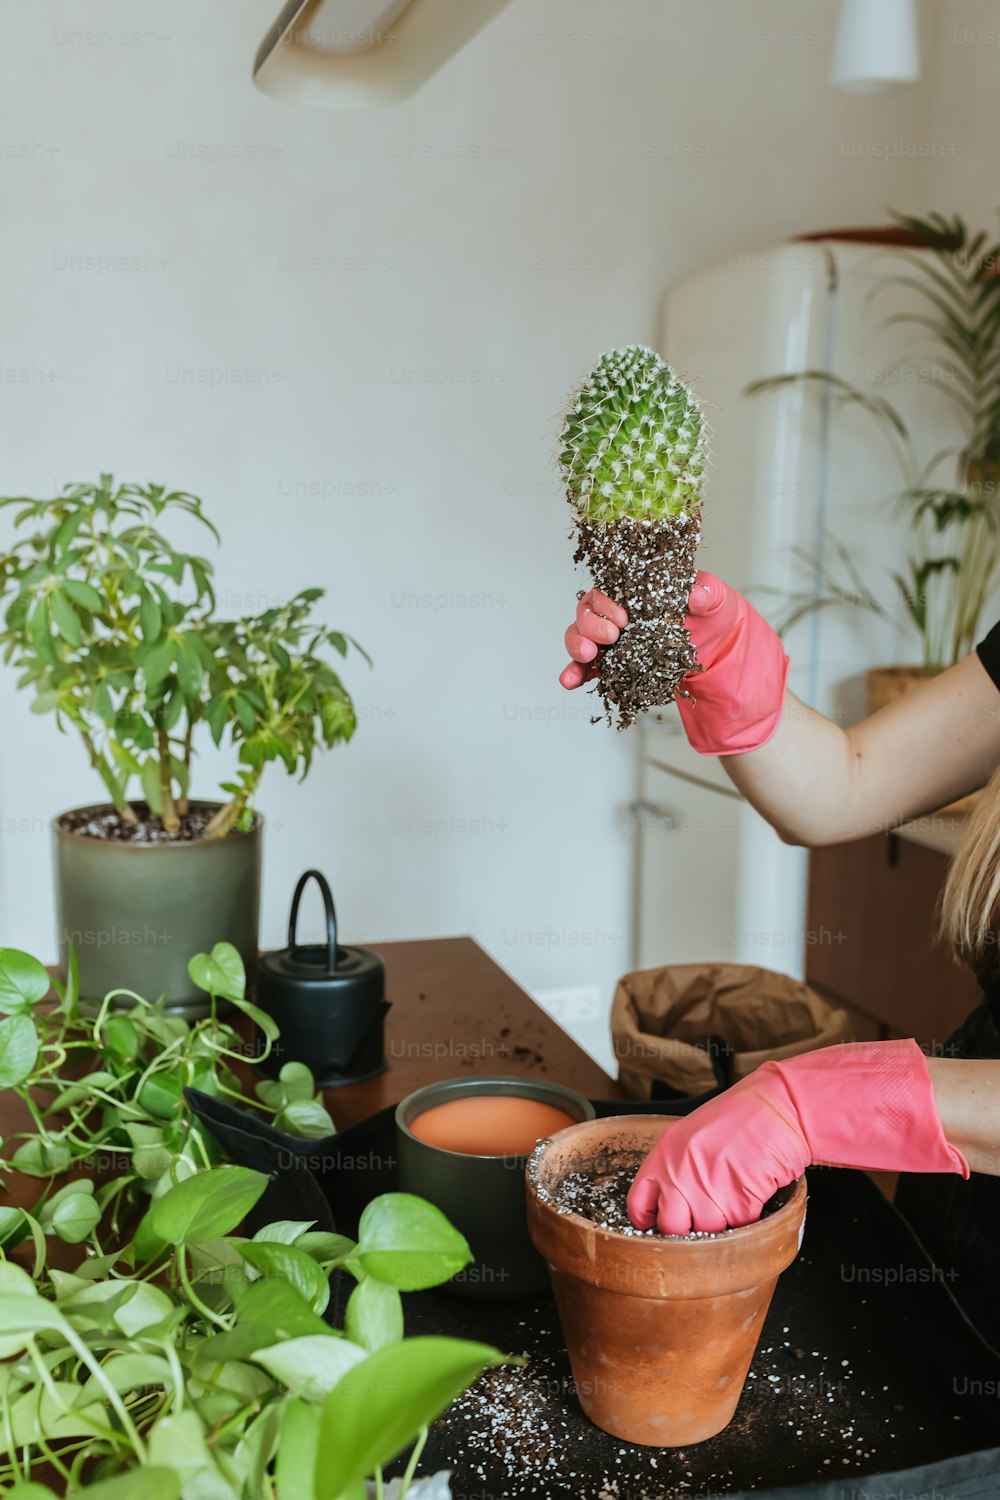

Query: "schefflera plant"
(559, 345), (707, 727)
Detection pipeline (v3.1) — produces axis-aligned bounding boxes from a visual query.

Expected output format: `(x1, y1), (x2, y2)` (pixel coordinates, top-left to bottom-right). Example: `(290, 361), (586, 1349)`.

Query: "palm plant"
(747, 212), (1000, 672)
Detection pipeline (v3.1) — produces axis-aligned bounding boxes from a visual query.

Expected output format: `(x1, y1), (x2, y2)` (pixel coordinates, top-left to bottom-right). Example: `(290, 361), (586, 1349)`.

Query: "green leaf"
(234, 693), (257, 735)
(277, 1061), (316, 1100)
(48, 1191), (101, 1243)
(316, 1339), (507, 1496)
(113, 1281), (175, 1336)
(278, 1098), (336, 1139)
(139, 590), (163, 643)
(6, 1381), (107, 1449)
(234, 1278), (334, 1340)
(140, 636), (175, 691)
(49, 589), (82, 646)
(65, 1468), (180, 1500)
(0, 949), (50, 1011)
(345, 1274), (403, 1352)
(205, 693), (229, 745)
(0, 1206), (30, 1252)
(149, 1165), (269, 1246)
(254, 1334), (365, 1402)
(135, 1070), (184, 1120)
(0, 1012), (39, 1087)
(296, 1231), (356, 1265)
(276, 1399), (321, 1500)
(11, 1137), (72, 1178)
(238, 1240), (329, 1312)
(356, 1194), (472, 1290)
(188, 942), (246, 1002)
(251, 1219), (315, 1246)
(175, 635), (203, 697)
(62, 578), (104, 613)
(104, 1013), (140, 1060)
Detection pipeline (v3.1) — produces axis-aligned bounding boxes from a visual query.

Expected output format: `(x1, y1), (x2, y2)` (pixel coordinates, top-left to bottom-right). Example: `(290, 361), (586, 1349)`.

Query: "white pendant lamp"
(831, 0), (920, 93)
(254, 0), (513, 109)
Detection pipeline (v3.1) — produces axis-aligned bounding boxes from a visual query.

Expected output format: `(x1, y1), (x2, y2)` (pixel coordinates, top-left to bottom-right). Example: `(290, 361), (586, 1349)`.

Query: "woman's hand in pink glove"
(559, 590), (628, 690)
(627, 1040), (970, 1236)
(559, 573), (788, 754)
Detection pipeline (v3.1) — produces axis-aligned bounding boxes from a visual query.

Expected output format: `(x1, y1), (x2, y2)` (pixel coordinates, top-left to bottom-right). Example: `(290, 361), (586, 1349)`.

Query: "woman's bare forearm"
(928, 1058), (1000, 1176)
(715, 654), (1000, 847)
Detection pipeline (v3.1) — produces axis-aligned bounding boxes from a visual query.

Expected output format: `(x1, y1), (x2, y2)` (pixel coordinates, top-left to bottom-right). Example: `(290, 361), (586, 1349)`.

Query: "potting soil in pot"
(529, 1140), (780, 1238)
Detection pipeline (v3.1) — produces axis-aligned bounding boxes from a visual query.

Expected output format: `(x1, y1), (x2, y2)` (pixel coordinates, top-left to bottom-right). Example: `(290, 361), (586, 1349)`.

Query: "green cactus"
(559, 345), (706, 524)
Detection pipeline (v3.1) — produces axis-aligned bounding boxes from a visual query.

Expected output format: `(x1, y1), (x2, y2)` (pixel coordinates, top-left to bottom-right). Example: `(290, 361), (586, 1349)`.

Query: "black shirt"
(976, 619), (1000, 691)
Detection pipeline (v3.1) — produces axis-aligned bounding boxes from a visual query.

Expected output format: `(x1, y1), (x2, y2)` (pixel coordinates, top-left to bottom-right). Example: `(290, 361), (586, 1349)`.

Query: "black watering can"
(254, 869), (390, 1088)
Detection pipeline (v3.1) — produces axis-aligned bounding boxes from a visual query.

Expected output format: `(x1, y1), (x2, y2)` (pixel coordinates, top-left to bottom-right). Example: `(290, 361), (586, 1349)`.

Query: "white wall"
(0, 0), (957, 1070)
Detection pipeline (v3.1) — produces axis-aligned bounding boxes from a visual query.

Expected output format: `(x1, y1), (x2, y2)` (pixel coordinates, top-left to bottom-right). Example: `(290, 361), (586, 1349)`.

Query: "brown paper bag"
(611, 961), (853, 1099)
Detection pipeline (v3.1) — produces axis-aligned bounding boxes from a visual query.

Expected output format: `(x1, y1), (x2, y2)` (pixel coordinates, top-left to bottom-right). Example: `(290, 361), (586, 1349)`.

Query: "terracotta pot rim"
(528, 1113), (806, 1252)
(52, 801), (262, 846)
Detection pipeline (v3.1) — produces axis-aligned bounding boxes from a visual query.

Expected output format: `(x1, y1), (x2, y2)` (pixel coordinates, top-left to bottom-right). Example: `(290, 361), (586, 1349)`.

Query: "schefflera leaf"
(559, 344), (706, 524)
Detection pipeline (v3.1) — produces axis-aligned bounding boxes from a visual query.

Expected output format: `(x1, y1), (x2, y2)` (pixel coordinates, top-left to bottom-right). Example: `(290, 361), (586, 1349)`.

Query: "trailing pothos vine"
(0, 944), (506, 1497)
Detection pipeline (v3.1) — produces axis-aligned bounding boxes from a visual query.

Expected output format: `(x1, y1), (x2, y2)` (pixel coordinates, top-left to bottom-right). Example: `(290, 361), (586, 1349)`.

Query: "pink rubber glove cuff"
(676, 573), (790, 755)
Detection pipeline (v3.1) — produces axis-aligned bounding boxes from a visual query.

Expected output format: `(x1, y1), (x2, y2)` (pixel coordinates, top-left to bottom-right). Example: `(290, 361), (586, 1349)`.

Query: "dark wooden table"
(322, 936), (621, 1127)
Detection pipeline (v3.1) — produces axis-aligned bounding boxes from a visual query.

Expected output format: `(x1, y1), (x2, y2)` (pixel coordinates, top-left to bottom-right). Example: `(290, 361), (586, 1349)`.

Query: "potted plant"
(0, 942), (507, 1496)
(747, 212), (1000, 709)
(0, 476), (363, 1013)
(558, 346), (707, 728)
(526, 1114), (806, 1447)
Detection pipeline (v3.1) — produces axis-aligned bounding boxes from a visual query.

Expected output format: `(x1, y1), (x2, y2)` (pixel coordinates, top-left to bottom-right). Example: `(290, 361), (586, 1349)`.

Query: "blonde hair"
(941, 764), (1000, 986)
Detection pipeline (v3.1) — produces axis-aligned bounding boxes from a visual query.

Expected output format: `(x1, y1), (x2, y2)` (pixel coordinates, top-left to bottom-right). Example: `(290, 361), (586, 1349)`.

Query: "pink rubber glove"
(627, 1040), (970, 1235)
(676, 572), (789, 754)
(559, 574), (787, 754)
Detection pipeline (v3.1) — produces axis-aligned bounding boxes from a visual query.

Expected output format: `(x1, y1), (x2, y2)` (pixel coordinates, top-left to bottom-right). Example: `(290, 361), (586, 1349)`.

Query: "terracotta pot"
(526, 1115), (807, 1447)
(865, 667), (977, 816)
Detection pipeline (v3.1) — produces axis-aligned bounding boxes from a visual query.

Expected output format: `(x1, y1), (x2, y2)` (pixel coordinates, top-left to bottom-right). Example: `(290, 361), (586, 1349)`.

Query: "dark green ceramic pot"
(53, 802), (261, 1017)
(396, 1075), (595, 1299)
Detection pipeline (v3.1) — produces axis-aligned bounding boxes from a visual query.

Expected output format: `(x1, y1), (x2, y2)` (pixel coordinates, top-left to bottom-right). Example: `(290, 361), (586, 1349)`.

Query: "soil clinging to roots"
(573, 510), (702, 729)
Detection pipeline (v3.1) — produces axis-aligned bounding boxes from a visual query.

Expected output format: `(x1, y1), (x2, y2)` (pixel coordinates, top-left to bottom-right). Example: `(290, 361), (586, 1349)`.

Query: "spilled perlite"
(558, 345), (707, 729)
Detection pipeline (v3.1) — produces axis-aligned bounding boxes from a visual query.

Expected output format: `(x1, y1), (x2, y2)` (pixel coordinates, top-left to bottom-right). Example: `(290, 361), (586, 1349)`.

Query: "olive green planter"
(53, 802), (261, 1016)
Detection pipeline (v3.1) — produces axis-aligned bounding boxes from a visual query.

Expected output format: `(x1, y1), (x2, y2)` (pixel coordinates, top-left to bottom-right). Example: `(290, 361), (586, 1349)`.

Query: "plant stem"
(79, 728), (138, 822)
(397, 1427), (428, 1500)
(157, 726), (180, 834)
(176, 1247), (229, 1330)
(178, 719), (194, 817)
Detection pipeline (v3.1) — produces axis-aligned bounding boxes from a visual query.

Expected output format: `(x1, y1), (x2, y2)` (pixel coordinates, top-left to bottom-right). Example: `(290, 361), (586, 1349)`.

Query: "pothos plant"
(0, 944), (506, 1496)
(746, 211), (1000, 672)
(0, 476), (364, 836)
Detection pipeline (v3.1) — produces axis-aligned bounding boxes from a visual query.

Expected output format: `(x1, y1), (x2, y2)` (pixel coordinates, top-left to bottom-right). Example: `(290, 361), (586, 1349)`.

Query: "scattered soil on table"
(55, 803), (256, 844)
(573, 513), (701, 730)
(439, 1308), (888, 1499)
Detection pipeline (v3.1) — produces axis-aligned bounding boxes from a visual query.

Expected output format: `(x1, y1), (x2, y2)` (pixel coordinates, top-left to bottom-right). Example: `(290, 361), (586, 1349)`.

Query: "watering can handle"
(288, 869), (338, 973)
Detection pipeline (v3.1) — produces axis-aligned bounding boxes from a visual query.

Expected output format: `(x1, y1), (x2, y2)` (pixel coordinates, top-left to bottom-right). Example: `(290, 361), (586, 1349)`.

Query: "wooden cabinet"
(806, 830), (981, 1048)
